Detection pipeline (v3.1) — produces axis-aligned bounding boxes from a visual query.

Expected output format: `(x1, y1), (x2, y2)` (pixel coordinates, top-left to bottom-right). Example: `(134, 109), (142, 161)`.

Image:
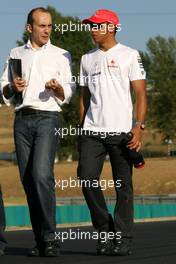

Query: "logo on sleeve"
(137, 56), (145, 75)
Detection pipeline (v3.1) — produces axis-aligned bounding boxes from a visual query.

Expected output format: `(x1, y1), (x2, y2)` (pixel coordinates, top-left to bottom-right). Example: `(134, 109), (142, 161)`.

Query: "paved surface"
(1, 221), (176, 264)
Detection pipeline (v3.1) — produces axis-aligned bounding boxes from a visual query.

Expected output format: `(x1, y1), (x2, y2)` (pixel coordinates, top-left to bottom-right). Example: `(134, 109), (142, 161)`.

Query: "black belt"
(16, 108), (58, 115)
(82, 130), (126, 137)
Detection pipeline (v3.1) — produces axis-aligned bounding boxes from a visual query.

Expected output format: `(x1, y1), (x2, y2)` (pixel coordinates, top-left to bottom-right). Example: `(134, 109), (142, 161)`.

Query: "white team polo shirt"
(80, 43), (146, 133)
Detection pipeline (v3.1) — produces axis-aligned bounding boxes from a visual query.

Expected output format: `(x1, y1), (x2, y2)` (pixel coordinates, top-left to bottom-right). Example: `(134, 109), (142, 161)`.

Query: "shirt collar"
(98, 42), (121, 54)
(25, 39), (51, 50)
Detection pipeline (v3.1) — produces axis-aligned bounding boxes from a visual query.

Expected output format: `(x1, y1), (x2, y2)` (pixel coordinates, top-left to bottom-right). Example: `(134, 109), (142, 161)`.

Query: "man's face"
(27, 10), (52, 47)
(90, 23), (115, 44)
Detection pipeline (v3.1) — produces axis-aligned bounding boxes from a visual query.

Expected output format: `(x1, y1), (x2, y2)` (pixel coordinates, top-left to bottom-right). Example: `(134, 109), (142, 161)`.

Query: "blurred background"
(0, 0), (176, 226)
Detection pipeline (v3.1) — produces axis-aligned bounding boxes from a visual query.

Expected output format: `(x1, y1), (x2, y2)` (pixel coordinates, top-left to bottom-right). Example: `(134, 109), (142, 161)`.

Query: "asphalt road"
(1, 221), (176, 264)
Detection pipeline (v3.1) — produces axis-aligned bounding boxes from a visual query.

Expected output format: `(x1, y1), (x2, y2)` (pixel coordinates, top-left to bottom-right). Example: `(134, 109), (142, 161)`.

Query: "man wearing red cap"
(78, 9), (147, 256)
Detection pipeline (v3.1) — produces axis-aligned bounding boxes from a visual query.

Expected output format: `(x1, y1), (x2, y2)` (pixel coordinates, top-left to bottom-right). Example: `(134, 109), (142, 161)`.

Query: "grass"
(0, 105), (176, 204)
(0, 158), (176, 205)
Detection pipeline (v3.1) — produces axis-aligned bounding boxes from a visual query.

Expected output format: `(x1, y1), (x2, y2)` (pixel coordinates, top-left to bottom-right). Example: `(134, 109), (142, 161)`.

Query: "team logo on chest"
(107, 59), (118, 68)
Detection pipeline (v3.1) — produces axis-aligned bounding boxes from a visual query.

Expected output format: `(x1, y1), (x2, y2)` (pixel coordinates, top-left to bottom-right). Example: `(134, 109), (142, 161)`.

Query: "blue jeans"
(14, 110), (59, 244)
(0, 186), (7, 250)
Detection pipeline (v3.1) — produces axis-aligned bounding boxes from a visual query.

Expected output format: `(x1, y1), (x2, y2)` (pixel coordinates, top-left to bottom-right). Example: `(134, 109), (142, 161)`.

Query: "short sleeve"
(129, 50), (146, 81)
(80, 56), (88, 87)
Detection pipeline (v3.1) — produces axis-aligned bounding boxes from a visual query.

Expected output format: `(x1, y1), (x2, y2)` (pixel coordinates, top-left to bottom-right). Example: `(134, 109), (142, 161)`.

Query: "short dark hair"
(27, 7), (51, 25)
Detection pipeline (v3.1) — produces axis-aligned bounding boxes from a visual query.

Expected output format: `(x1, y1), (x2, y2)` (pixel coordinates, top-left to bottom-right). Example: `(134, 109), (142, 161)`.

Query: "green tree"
(142, 36), (176, 141)
(18, 6), (94, 159)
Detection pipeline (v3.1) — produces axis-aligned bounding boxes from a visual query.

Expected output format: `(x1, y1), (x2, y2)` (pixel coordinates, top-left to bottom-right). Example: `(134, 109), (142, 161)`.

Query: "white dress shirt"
(0, 40), (75, 112)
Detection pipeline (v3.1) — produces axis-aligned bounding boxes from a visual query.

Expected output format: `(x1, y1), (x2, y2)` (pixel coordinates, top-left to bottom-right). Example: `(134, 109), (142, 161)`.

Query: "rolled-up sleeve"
(55, 52), (76, 106)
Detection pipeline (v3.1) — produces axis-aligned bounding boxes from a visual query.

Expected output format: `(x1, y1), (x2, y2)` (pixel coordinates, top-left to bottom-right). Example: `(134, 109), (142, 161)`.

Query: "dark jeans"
(14, 110), (59, 244)
(77, 131), (133, 239)
(0, 186), (7, 250)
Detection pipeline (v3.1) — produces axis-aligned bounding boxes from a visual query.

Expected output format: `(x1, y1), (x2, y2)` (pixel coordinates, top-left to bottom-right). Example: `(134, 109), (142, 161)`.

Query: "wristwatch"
(135, 121), (145, 130)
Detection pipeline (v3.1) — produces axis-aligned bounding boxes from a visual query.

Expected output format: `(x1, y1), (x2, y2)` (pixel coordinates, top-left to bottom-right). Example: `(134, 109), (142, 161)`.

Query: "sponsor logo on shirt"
(107, 59), (118, 68)
(92, 72), (101, 76)
(137, 55), (145, 75)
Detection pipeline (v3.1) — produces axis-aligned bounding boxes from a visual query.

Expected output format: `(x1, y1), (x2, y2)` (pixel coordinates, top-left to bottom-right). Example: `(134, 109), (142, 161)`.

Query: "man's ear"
(26, 24), (33, 33)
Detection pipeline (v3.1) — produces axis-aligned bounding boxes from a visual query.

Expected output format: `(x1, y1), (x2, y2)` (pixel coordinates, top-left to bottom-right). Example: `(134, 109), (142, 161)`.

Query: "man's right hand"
(12, 77), (26, 92)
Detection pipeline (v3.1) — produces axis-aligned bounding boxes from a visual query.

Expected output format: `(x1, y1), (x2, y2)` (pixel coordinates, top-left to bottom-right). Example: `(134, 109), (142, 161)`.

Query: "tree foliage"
(141, 36), (176, 140)
(18, 7), (176, 148)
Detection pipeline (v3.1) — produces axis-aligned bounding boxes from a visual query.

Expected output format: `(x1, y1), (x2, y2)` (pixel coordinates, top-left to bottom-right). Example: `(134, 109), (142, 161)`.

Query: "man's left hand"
(127, 126), (143, 152)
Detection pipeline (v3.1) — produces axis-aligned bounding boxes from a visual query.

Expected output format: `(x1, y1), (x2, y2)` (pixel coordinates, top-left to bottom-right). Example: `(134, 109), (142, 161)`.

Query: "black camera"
(124, 132), (145, 169)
